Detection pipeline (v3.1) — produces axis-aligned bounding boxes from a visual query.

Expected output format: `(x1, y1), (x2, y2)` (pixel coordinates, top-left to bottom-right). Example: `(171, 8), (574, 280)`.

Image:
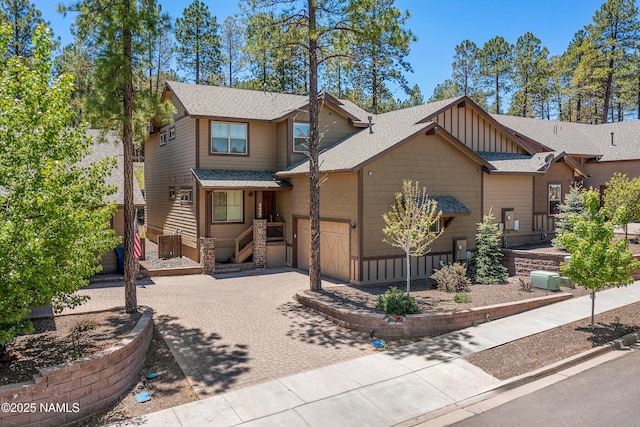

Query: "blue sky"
(37, 0), (608, 98)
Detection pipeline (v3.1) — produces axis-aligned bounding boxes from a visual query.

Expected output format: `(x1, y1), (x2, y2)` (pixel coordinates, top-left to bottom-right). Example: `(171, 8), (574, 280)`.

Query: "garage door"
(297, 219), (350, 282)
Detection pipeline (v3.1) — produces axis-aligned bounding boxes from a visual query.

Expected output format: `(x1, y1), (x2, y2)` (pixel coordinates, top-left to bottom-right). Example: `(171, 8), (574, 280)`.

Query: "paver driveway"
(65, 269), (376, 398)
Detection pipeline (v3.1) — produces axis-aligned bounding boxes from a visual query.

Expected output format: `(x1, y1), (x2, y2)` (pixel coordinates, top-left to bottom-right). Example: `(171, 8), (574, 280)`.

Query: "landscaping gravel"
(141, 240), (201, 269)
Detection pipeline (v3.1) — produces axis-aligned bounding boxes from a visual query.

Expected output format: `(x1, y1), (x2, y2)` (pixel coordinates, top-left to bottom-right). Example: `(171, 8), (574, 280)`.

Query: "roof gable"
(163, 81), (368, 125)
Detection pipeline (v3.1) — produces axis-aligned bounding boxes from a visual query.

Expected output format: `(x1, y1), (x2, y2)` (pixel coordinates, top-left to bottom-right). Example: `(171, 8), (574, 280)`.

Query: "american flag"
(134, 211), (143, 259)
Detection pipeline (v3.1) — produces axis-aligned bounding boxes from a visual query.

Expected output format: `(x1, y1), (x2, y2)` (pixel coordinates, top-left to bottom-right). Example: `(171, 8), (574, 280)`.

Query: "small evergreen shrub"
(469, 211), (508, 284)
(430, 262), (471, 293)
(552, 186), (585, 249)
(376, 287), (419, 315)
(454, 293), (472, 304)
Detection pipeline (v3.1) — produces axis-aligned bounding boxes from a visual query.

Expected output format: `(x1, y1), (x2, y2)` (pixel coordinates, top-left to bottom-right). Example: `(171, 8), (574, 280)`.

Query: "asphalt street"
(452, 347), (640, 427)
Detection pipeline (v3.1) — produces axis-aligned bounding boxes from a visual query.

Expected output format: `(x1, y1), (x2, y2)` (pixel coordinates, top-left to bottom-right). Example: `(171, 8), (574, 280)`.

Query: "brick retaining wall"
(501, 249), (640, 280)
(295, 292), (572, 340)
(0, 307), (153, 427)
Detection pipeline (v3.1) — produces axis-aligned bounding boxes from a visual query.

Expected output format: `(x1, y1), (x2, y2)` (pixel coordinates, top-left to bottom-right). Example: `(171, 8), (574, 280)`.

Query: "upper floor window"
(211, 122), (247, 154)
(168, 127), (176, 140)
(180, 187), (193, 204)
(160, 131), (167, 146)
(293, 122), (310, 153)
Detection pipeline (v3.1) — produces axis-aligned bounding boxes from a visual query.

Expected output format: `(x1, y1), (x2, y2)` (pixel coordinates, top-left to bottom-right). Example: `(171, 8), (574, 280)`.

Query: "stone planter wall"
(502, 249), (640, 280)
(295, 292), (572, 340)
(0, 308), (153, 427)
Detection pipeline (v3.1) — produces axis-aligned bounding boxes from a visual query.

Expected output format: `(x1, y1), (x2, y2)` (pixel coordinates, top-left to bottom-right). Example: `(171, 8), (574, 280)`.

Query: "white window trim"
(168, 187), (176, 200)
(180, 187), (193, 204)
(168, 127), (176, 140)
(293, 122), (310, 153)
(160, 131), (167, 146)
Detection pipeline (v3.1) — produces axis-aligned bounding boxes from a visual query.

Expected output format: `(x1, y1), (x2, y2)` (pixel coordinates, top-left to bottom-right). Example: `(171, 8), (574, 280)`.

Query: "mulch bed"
(465, 301), (640, 380)
(320, 277), (591, 314)
(0, 308), (141, 386)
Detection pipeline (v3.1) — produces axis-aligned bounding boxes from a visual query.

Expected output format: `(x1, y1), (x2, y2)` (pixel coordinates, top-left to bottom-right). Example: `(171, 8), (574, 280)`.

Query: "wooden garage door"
(297, 219), (350, 282)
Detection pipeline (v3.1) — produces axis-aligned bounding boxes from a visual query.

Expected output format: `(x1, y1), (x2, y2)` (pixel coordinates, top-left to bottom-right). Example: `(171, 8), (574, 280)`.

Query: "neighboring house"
(494, 114), (640, 192)
(84, 130), (146, 273)
(145, 82), (606, 284)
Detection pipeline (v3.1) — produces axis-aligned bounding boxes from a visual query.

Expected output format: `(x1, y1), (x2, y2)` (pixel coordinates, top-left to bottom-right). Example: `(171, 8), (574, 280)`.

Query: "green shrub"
(431, 262), (472, 293)
(376, 287), (419, 315)
(469, 212), (508, 284)
(454, 293), (472, 303)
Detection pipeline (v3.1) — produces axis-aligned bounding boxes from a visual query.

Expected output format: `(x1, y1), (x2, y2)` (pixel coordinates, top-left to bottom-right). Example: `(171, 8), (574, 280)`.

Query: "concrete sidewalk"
(105, 281), (640, 427)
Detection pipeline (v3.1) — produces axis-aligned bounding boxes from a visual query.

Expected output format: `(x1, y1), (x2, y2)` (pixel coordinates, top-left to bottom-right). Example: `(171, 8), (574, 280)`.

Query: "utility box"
(453, 239), (467, 261)
(503, 209), (515, 231)
(530, 270), (561, 291)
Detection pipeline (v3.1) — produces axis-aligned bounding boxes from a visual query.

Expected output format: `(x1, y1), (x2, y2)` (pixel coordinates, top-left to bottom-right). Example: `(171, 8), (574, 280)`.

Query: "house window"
(429, 219), (441, 234)
(168, 127), (176, 140)
(549, 184), (561, 215)
(293, 122), (310, 153)
(211, 122), (247, 154)
(168, 187), (176, 200)
(160, 131), (167, 146)
(213, 191), (243, 222)
(180, 187), (193, 204)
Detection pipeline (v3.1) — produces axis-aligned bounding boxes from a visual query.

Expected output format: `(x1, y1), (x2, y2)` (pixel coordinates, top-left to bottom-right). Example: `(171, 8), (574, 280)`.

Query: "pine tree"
(478, 36), (513, 114)
(175, 0), (221, 85)
(469, 211), (508, 284)
(0, 0), (46, 59)
(552, 186), (585, 249)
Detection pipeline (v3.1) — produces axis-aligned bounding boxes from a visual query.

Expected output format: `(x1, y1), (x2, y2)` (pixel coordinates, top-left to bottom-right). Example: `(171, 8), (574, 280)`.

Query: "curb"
(398, 327), (640, 427)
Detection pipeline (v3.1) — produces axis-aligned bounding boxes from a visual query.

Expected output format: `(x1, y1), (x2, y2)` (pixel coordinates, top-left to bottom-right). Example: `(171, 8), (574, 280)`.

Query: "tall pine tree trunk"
(123, 2), (137, 313)
(308, 0), (321, 292)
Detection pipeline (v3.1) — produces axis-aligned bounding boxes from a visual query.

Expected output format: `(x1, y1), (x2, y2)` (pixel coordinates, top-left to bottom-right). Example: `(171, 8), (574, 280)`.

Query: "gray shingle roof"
(83, 130), (146, 207)
(478, 151), (557, 174)
(279, 96), (467, 175)
(166, 81), (369, 123)
(430, 196), (471, 214)
(492, 114), (640, 162)
(192, 169), (291, 189)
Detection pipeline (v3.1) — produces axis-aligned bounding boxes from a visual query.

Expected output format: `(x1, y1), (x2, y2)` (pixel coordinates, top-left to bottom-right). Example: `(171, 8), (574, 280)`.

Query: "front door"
(261, 191), (276, 221)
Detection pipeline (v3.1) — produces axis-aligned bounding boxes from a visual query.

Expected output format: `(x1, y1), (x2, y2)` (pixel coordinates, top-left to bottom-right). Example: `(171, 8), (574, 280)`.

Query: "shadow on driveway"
(154, 314), (250, 396)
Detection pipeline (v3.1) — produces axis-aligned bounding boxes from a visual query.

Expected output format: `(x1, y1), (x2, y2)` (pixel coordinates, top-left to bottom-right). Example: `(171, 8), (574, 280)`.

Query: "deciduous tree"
(0, 25), (118, 352)
(603, 173), (640, 238)
(382, 180), (443, 295)
(559, 189), (640, 328)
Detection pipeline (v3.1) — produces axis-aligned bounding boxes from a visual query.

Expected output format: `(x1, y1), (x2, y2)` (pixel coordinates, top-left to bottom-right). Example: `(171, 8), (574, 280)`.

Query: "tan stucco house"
(145, 82), (619, 284)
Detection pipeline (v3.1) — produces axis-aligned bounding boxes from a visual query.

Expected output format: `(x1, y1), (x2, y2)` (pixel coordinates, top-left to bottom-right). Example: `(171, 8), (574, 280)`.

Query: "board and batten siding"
(145, 117), (197, 252)
(434, 105), (527, 154)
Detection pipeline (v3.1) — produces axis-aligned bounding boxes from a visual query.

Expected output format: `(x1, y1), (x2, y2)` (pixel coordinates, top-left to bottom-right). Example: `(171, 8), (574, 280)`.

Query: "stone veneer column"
(200, 237), (216, 274)
(253, 219), (267, 268)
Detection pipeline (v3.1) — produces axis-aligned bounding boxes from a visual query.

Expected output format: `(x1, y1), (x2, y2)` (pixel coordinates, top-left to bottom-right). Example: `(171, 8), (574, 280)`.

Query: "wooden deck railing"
(267, 222), (285, 242)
